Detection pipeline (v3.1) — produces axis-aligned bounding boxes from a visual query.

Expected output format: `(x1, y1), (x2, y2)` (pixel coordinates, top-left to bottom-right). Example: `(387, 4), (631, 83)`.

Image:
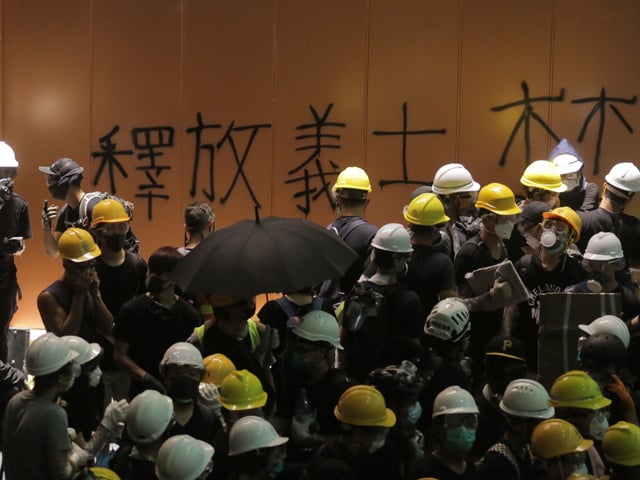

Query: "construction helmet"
(370, 223), (413, 253)
(583, 232), (624, 261)
(155, 434), (214, 480)
(0, 142), (18, 168)
(58, 227), (101, 263)
(579, 315), (630, 349)
(203, 353), (236, 387)
(605, 162), (640, 193)
(432, 385), (479, 418)
(159, 342), (204, 376)
(126, 390), (174, 444)
(228, 415), (289, 456)
(27, 332), (79, 376)
(531, 418), (593, 459)
(424, 298), (470, 343)
(403, 193), (450, 226)
(431, 163), (480, 195)
(602, 421), (640, 466)
(332, 166), (372, 193)
(61, 335), (101, 366)
(334, 385), (396, 427)
(542, 207), (582, 243)
(293, 310), (343, 349)
(218, 369), (268, 411)
(520, 160), (567, 192)
(552, 154), (583, 175)
(475, 183), (522, 215)
(579, 333), (627, 367)
(86, 467), (122, 480)
(90, 198), (130, 227)
(565, 474), (607, 480)
(548, 370), (612, 410)
(499, 379), (555, 419)
(367, 360), (426, 403)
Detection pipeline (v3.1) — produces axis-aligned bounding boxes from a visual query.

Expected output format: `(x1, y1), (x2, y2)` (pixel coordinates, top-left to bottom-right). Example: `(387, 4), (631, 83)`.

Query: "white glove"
(490, 277), (512, 301)
(199, 383), (222, 412)
(100, 399), (129, 432)
(41, 202), (58, 230)
(69, 442), (92, 470)
(291, 411), (317, 448)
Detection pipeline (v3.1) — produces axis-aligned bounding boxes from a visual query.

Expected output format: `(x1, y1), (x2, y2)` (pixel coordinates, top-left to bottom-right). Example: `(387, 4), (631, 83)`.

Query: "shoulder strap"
(336, 218), (367, 241)
(310, 296), (323, 310)
(275, 297), (298, 319)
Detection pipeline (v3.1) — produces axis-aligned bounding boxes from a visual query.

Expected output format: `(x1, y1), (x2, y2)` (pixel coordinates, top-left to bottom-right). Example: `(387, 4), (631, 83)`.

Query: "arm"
(88, 270), (114, 336)
(37, 290), (85, 336)
(113, 339), (146, 382)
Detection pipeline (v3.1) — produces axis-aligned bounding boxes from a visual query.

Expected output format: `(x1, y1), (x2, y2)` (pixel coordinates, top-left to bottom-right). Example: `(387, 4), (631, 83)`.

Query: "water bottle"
(294, 388), (314, 423)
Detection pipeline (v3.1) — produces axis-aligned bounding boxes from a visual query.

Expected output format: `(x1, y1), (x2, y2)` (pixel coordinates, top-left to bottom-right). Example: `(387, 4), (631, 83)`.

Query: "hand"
(69, 442), (93, 470)
(199, 383), (222, 413)
(141, 373), (167, 394)
(101, 399), (129, 432)
(41, 202), (58, 231)
(291, 409), (316, 445)
(606, 373), (635, 413)
(490, 276), (512, 301)
(88, 270), (101, 297)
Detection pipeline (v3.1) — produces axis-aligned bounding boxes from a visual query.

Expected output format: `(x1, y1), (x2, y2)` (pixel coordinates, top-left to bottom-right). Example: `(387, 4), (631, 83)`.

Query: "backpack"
(341, 281), (393, 382)
(79, 192), (141, 254)
(275, 296), (324, 328)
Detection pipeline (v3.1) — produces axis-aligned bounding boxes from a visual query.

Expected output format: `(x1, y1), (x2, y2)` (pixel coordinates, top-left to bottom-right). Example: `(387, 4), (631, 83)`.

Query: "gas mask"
(540, 227), (567, 255)
(493, 220), (514, 240)
(586, 271), (605, 293)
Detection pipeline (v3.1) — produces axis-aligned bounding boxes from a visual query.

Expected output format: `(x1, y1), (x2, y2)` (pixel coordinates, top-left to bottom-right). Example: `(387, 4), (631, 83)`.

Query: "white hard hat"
(499, 379), (555, 419)
(159, 342), (204, 375)
(27, 332), (79, 376)
(432, 385), (479, 418)
(156, 435), (214, 480)
(583, 232), (624, 261)
(61, 335), (101, 365)
(552, 154), (583, 175)
(579, 315), (630, 349)
(228, 415), (288, 456)
(126, 390), (174, 444)
(431, 163), (480, 195)
(293, 310), (343, 349)
(370, 223), (413, 253)
(424, 298), (470, 343)
(605, 162), (640, 193)
(0, 142), (18, 168)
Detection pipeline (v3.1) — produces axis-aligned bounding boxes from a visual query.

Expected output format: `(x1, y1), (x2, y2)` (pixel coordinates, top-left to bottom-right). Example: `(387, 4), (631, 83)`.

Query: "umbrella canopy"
(170, 214), (358, 297)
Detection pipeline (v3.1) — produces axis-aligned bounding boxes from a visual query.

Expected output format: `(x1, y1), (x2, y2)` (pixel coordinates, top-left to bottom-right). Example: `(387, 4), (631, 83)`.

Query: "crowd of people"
(1, 139), (640, 479)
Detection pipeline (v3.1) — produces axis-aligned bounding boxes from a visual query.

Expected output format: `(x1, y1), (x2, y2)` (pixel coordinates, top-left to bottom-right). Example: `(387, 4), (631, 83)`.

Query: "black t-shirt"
(0, 194), (31, 281)
(578, 208), (640, 265)
(329, 216), (378, 293)
(167, 400), (225, 449)
(114, 295), (201, 393)
(403, 243), (456, 318)
(408, 453), (477, 480)
(54, 203), (81, 232)
(560, 181), (600, 212)
(95, 252), (148, 317)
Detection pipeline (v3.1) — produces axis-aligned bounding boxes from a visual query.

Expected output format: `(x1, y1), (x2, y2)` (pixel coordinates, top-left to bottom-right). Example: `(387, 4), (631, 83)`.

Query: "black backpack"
(341, 281), (393, 382)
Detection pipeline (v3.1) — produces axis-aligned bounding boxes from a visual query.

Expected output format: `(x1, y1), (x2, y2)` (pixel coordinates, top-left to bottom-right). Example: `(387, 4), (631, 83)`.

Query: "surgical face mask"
(445, 426), (476, 455)
(494, 220), (514, 240)
(87, 366), (102, 388)
(103, 233), (126, 251)
(589, 409), (609, 440)
(405, 402), (422, 425)
(540, 227), (567, 254)
(572, 463), (589, 475)
(562, 173), (581, 191)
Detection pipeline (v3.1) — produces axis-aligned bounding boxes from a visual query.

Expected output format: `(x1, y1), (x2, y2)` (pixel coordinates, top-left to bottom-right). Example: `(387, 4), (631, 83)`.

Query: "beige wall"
(6, 0), (640, 328)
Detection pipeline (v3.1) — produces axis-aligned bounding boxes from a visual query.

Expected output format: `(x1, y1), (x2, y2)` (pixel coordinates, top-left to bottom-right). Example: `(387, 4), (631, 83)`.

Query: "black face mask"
(103, 234), (126, 251)
(167, 376), (199, 402)
(48, 183), (69, 200)
(147, 274), (170, 295)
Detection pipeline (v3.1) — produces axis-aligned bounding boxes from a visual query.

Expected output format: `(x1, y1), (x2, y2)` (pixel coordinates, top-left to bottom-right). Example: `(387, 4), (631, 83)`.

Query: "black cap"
(517, 201), (551, 225)
(38, 157), (84, 176)
(485, 334), (526, 362)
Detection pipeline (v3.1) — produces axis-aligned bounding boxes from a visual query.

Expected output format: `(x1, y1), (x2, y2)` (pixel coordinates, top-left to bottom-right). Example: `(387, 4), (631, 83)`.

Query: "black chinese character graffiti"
(285, 103), (345, 215)
(131, 126), (174, 220)
(373, 102), (445, 188)
(491, 81), (564, 166)
(91, 125), (134, 194)
(186, 112), (222, 201)
(572, 88), (637, 175)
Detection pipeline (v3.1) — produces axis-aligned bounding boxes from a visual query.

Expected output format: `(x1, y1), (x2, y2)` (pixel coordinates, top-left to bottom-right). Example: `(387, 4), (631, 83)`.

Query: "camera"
(2, 237), (23, 255)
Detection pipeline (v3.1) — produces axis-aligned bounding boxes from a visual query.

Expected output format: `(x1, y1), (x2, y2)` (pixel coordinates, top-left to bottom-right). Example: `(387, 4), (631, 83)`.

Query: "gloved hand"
(291, 410), (318, 448)
(69, 442), (93, 470)
(141, 372), (166, 394)
(490, 276), (512, 302)
(41, 201), (58, 231)
(606, 373), (636, 413)
(100, 399), (129, 432)
(199, 383), (222, 411)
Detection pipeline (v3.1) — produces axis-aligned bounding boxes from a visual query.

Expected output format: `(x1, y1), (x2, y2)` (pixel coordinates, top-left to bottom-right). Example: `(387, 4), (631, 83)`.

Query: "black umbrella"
(170, 210), (358, 297)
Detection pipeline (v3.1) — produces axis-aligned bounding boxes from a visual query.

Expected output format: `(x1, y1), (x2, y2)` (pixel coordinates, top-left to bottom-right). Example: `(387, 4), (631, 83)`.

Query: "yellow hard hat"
(475, 183), (522, 215)
(603, 421), (640, 466)
(334, 385), (396, 427)
(203, 353), (236, 387)
(332, 166), (372, 193)
(520, 160), (567, 192)
(85, 467), (122, 480)
(548, 370), (612, 410)
(531, 418), (593, 459)
(218, 369), (267, 411)
(543, 206), (582, 243)
(90, 198), (130, 227)
(403, 193), (450, 226)
(57, 227), (101, 262)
